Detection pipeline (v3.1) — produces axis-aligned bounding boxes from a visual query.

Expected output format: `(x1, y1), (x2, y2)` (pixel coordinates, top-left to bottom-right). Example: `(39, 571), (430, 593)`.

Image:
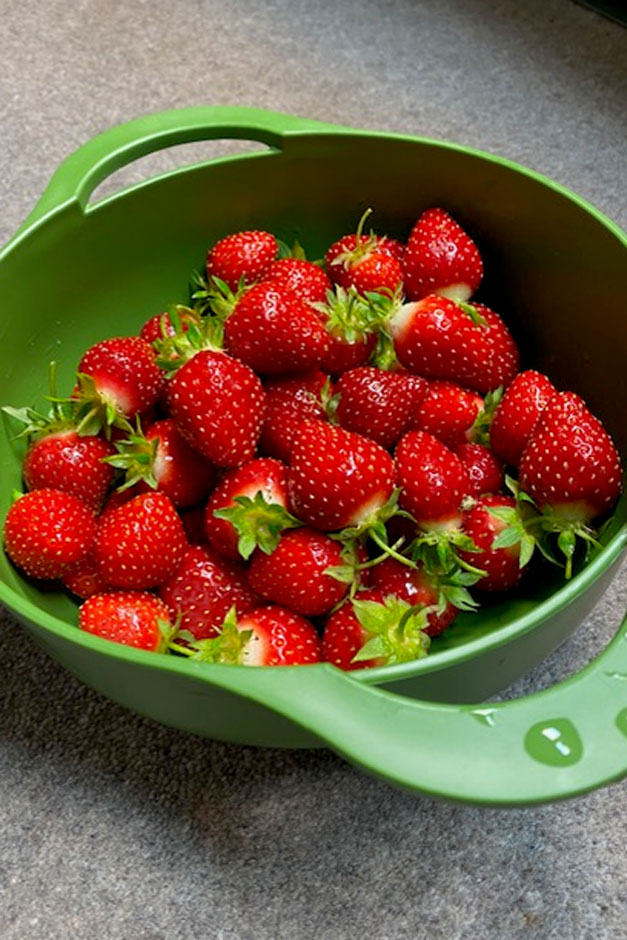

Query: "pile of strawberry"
(2, 207), (623, 670)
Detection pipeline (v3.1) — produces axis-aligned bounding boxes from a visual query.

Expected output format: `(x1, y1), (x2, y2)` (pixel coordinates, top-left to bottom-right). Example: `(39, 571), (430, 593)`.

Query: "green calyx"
(103, 421), (160, 492)
(488, 476), (562, 572)
(275, 238), (310, 261)
(335, 488), (405, 548)
(3, 361), (82, 441)
(410, 525), (486, 580)
(330, 208), (377, 269)
(170, 607), (253, 665)
(190, 274), (246, 321)
(470, 386), (503, 446)
(533, 507), (601, 579)
(351, 595), (432, 665)
(316, 377), (341, 424)
(312, 284), (389, 345)
(154, 306), (224, 373)
(499, 476), (602, 578)
(457, 301), (488, 327)
(156, 614), (181, 654)
(213, 492), (303, 560)
(68, 373), (133, 438)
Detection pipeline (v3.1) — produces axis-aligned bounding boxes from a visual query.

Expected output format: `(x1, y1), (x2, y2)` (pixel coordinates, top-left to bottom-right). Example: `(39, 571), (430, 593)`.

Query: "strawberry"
(369, 556), (475, 636)
(105, 418), (216, 509)
(94, 491), (186, 590)
(321, 588), (431, 670)
(325, 210), (404, 296)
(518, 393), (622, 575)
(204, 457), (295, 560)
(205, 229), (278, 291)
(259, 370), (330, 463)
(3, 489), (96, 580)
(247, 527), (360, 617)
(335, 367), (429, 449)
(406, 380), (484, 450)
(260, 258), (331, 304)
(456, 442), (505, 497)
(157, 544), (258, 640)
(224, 282), (329, 375)
(79, 591), (175, 651)
(388, 295), (519, 394)
(402, 207), (483, 302)
(489, 370), (556, 466)
(62, 551), (114, 599)
(395, 431), (471, 531)
(288, 420), (396, 532)
(179, 505), (209, 545)
(312, 286), (379, 376)
(458, 494), (533, 591)
(181, 604), (321, 666)
(4, 374), (116, 511)
(75, 336), (163, 430)
(21, 430), (115, 512)
(166, 348), (265, 467)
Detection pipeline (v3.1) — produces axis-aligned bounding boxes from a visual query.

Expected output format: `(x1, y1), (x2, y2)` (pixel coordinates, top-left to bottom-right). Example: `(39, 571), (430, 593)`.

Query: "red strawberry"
(335, 367), (429, 449)
(206, 229), (278, 291)
(288, 420), (396, 532)
(259, 370), (330, 463)
(179, 505), (208, 545)
(204, 457), (293, 560)
(321, 588), (431, 671)
(94, 491), (186, 590)
(79, 591), (175, 651)
(76, 336), (163, 426)
(344, 251), (403, 297)
(224, 282), (329, 375)
(490, 370), (556, 466)
(62, 551), (115, 599)
(158, 544), (258, 640)
(458, 494), (532, 591)
(406, 380), (483, 450)
(3, 489), (96, 580)
(166, 349), (266, 467)
(456, 442), (505, 497)
(388, 295), (519, 394)
(106, 418), (216, 509)
(260, 258), (331, 304)
(22, 430), (115, 511)
(369, 557), (464, 636)
(325, 211), (404, 296)
(519, 392), (622, 528)
(186, 604), (321, 666)
(395, 431), (471, 530)
(402, 207), (483, 302)
(247, 527), (359, 617)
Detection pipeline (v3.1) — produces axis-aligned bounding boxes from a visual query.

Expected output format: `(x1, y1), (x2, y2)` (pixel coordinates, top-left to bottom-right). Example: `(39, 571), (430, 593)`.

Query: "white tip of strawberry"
(433, 282), (473, 303)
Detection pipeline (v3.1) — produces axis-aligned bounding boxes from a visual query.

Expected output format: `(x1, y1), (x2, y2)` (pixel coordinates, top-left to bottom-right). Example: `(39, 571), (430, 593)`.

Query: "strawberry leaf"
(470, 386), (503, 445)
(457, 302), (487, 327)
(213, 492), (303, 560)
(351, 595), (432, 665)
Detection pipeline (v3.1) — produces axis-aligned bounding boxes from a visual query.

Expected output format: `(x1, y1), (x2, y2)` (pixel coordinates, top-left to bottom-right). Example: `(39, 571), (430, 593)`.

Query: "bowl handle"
(192, 611), (627, 805)
(16, 106), (335, 232)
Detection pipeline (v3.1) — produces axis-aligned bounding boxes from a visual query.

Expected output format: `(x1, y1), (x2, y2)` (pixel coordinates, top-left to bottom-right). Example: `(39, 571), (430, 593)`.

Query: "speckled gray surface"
(1, 1), (626, 938)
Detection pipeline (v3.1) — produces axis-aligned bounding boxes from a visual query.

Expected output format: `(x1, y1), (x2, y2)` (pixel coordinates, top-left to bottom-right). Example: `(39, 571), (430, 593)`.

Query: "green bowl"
(1, 107), (626, 805)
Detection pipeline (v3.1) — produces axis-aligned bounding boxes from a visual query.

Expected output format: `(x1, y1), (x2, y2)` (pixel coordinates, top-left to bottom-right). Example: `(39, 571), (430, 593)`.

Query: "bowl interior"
(1, 132), (626, 663)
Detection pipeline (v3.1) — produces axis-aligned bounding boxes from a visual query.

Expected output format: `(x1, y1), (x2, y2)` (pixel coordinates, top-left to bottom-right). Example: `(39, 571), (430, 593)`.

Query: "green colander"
(1, 107), (625, 805)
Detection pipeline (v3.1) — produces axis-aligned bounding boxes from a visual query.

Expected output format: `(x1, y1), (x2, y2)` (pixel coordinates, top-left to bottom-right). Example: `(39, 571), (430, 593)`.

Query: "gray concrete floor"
(0, 1), (626, 937)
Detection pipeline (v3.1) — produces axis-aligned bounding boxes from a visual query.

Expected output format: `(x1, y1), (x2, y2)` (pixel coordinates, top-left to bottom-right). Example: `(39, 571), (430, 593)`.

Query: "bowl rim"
(1, 121), (627, 688)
